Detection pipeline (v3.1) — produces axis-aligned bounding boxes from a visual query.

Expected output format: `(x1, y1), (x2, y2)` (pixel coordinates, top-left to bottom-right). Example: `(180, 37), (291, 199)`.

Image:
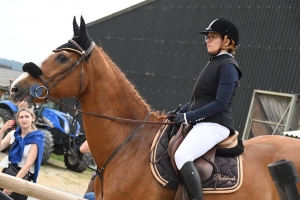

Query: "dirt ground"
(0, 152), (92, 198)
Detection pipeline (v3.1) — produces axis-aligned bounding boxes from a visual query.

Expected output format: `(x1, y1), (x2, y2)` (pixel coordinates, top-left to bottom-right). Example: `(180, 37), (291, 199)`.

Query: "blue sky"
(0, 0), (145, 64)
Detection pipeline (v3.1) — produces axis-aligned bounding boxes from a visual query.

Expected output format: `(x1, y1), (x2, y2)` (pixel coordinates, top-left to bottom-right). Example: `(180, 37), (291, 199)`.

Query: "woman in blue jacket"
(173, 18), (242, 200)
(0, 107), (44, 199)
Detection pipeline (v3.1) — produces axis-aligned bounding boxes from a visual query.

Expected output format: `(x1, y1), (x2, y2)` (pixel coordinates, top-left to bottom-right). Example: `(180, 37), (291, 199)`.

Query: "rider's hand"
(18, 100), (29, 108)
(174, 113), (185, 125)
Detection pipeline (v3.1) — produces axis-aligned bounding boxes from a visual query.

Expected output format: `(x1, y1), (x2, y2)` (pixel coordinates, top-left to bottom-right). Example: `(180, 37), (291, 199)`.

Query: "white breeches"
(174, 122), (230, 170)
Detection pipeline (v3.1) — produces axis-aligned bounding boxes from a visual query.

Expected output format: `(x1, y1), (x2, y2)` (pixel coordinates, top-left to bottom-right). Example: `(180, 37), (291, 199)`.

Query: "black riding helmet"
(200, 18), (239, 46)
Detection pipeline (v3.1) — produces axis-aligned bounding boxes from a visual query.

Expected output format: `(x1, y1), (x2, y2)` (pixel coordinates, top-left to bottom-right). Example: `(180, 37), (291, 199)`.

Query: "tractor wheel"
(64, 150), (91, 173)
(0, 108), (14, 153)
(40, 129), (54, 165)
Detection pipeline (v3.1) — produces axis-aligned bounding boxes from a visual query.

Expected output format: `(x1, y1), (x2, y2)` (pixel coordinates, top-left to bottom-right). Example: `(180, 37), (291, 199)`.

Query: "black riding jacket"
(179, 53), (242, 135)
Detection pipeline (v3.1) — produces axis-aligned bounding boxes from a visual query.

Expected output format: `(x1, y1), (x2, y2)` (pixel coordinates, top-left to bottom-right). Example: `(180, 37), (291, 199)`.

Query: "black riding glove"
(174, 113), (185, 125)
(166, 104), (183, 117)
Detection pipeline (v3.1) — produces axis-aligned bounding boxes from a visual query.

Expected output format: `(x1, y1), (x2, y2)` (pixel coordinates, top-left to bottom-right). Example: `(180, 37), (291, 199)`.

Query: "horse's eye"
(57, 54), (69, 63)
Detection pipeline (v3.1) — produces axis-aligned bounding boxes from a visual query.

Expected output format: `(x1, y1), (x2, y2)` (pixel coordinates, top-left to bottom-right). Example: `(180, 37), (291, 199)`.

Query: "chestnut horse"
(10, 16), (300, 200)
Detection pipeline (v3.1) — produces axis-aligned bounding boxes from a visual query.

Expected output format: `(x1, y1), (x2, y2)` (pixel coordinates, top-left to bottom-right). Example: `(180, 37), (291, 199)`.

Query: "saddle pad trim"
(150, 124), (169, 186)
(203, 155), (243, 194)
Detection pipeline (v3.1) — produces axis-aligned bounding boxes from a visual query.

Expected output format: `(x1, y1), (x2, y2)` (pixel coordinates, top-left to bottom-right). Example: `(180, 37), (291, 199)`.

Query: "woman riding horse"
(172, 18), (242, 200)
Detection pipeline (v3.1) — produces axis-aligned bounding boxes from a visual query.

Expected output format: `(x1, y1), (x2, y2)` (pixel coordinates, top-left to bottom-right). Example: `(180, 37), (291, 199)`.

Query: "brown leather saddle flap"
(167, 124), (214, 182)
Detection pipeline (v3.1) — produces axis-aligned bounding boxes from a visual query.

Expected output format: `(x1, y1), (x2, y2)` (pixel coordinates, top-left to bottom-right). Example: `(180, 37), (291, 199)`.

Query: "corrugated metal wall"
(86, 0), (300, 134)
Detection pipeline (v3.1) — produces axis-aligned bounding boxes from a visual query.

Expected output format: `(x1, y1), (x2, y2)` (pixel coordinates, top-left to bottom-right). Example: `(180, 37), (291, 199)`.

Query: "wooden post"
(0, 173), (85, 200)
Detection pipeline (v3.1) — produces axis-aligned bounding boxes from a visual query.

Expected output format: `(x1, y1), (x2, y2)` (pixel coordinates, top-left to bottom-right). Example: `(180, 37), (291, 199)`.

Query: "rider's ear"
(224, 38), (230, 47)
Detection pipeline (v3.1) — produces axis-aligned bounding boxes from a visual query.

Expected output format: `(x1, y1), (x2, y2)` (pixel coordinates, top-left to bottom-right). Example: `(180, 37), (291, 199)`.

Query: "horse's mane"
(97, 46), (165, 120)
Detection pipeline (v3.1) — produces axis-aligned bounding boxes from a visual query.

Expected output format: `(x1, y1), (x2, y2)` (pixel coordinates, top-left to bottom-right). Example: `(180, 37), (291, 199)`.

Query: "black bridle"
(34, 39), (95, 99)
(24, 39), (175, 199)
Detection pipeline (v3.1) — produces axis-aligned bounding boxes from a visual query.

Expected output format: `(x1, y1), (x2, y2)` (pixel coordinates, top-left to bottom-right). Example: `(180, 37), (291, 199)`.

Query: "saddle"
(149, 120), (244, 198)
(168, 124), (239, 181)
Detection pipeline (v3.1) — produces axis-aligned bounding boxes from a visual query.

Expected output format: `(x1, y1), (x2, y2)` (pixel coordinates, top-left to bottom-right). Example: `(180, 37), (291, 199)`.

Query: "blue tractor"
(0, 98), (92, 173)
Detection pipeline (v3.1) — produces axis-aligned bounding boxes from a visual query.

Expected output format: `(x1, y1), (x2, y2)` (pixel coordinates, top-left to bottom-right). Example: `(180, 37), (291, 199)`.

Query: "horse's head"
(10, 16), (95, 108)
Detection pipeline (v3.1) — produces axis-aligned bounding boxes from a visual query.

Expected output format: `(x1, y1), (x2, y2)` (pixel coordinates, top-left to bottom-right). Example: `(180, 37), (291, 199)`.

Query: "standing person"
(0, 107), (44, 200)
(80, 140), (90, 154)
(172, 18), (242, 200)
(80, 140), (95, 200)
(83, 171), (96, 200)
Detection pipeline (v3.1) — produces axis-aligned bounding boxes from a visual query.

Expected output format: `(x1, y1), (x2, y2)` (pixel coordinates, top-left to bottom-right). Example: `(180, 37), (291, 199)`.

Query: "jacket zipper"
(189, 61), (210, 111)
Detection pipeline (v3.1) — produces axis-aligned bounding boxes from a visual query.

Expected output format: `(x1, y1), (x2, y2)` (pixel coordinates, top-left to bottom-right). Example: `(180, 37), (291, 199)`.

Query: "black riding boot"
(179, 161), (203, 200)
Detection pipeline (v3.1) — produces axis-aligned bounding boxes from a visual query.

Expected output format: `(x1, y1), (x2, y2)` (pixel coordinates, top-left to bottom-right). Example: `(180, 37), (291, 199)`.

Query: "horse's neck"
(80, 46), (149, 118)
(78, 47), (158, 165)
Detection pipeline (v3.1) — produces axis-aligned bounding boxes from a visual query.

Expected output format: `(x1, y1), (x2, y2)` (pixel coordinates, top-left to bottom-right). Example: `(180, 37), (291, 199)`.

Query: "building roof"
(283, 130), (300, 139)
(0, 68), (22, 90)
(87, 1), (154, 27)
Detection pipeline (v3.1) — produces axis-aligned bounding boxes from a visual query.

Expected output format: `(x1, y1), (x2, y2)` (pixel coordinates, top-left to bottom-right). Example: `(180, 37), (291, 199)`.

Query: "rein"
(97, 112), (151, 199)
(46, 95), (174, 125)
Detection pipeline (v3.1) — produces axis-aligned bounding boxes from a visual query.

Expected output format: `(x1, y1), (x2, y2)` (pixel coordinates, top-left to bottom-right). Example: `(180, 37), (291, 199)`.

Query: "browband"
(53, 47), (83, 55)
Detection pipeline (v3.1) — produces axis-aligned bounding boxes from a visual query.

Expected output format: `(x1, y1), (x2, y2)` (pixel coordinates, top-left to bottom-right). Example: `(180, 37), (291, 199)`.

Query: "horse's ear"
(79, 16), (92, 48)
(73, 16), (80, 36)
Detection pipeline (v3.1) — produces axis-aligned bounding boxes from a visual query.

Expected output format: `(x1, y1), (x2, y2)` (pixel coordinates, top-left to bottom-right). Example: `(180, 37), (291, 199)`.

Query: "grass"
(50, 154), (64, 162)
(49, 153), (95, 173)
